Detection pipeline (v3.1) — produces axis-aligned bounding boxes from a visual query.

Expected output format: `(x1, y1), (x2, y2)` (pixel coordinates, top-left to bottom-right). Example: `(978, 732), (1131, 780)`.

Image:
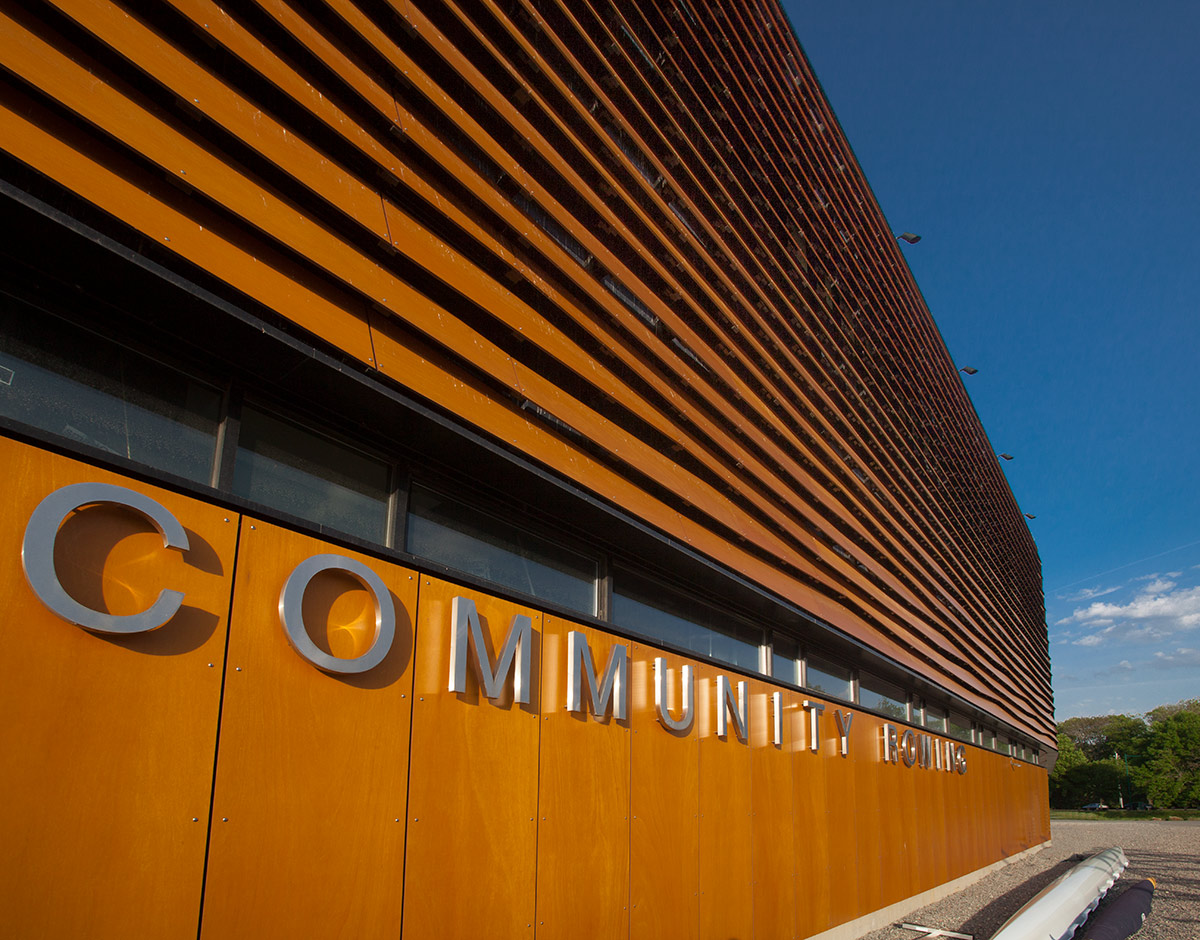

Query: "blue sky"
(785, 2), (1200, 720)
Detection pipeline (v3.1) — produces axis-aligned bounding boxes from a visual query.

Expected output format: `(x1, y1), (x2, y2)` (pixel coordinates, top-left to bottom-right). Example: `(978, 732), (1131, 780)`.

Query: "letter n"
(716, 675), (747, 741)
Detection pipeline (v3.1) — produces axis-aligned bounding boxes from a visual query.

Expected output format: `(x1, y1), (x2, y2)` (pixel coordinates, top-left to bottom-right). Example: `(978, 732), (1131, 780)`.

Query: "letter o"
(278, 554), (395, 674)
(21, 482), (189, 634)
(900, 728), (918, 767)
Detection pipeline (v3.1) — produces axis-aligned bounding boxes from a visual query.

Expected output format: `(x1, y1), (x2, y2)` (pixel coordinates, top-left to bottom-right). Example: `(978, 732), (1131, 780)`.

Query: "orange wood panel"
(790, 691), (834, 937)
(199, 519), (416, 940)
(852, 713), (884, 918)
(0, 437), (235, 939)
(535, 617), (630, 940)
(925, 739), (950, 893)
(404, 577), (541, 940)
(695, 664), (753, 940)
(882, 734), (917, 908)
(943, 744), (966, 880)
(749, 681), (796, 940)
(628, 643), (698, 940)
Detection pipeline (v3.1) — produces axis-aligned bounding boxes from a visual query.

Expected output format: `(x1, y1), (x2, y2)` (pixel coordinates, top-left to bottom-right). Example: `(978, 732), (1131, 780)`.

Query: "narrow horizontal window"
(772, 634), (800, 686)
(859, 673), (907, 720)
(232, 406), (390, 543)
(925, 707), (947, 733)
(613, 569), (761, 671)
(407, 485), (598, 615)
(947, 712), (973, 743)
(0, 298), (220, 484)
(804, 653), (852, 702)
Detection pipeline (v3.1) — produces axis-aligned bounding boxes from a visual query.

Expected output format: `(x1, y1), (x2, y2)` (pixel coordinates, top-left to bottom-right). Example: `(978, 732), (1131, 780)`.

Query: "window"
(613, 569), (761, 671)
(859, 674), (907, 720)
(407, 485), (597, 615)
(947, 713), (973, 743)
(0, 298), (221, 484)
(233, 405), (390, 543)
(771, 634), (801, 686)
(925, 706), (947, 733)
(805, 653), (852, 702)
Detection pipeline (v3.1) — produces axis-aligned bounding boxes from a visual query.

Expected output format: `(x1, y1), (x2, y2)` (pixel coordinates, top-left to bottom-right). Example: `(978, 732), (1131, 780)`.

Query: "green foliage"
(1052, 698), (1200, 809)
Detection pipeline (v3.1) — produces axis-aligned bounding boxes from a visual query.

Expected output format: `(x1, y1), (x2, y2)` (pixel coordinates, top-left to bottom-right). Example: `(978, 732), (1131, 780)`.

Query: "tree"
(1146, 698), (1200, 725)
(1049, 733), (1089, 808)
(1139, 711), (1200, 808)
(1059, 715), (1113, 761)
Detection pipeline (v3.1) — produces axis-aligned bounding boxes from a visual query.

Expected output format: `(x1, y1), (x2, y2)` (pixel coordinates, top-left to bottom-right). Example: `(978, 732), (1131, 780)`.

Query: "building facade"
(0, 1), (1052, 938)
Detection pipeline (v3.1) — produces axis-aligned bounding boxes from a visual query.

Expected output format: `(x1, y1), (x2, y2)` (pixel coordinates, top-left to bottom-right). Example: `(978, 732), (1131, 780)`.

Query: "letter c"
(278, 554), (395, 674)
(21, 482), (190, 634)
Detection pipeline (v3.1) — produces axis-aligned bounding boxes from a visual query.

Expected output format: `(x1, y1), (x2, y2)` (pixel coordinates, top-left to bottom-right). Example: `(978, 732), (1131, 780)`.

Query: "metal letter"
(900, 728), (918, 767)
(716, 675), (748, 741)
(882, 723), (899, 763)
(278, 554), (395, 674)
(955, 744), (968, 775)
(21, 482), (189, 634)
(945, 740), (956, 773)
(771, 691), (782, 747)
(803, 700), (825, 752)
(834, 709), (853, 756)
(919, 733), (933, 769)
(449, 596), (532, 704)
(566, 631), (627, 720)
(654, 658), (693, 731)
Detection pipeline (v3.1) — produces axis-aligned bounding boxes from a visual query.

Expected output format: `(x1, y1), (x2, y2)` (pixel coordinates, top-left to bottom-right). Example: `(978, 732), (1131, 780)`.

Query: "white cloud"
(1059, 584), (1121, 602)
(1152, 648), (1200, 669)
(1056, 581), (1200, 641)
(1073, 635), (1104, 647)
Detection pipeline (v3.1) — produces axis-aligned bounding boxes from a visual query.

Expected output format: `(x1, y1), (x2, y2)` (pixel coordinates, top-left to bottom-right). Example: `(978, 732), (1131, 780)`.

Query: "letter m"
(448, 596), (532, 704)
(567, 631), (627, 720)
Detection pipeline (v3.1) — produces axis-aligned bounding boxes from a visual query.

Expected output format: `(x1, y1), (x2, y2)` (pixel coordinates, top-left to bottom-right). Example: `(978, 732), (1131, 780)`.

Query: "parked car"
(1082, 802), (1109, 811)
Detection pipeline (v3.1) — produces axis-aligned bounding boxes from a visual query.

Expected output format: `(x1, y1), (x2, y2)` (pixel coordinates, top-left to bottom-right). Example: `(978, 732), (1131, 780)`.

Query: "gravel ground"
(859, 820), (1200, 940)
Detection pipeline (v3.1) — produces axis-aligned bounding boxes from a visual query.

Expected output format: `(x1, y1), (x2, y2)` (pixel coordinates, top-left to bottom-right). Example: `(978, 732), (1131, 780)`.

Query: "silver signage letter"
(771, 691), (782, 747)
(834, 709), (853, 756)
(449, 596), (532, 704)
(955, 744), (968, 775)
(802, 699), (825, 752)
(882, 723), (899, 763)
(278, 554), (395, 674)
(716, 675), (747, 741)
(919, 733), (934, 769)
(654, 657), (693, 731)
(567, 631), (627, 720)
(21, 482), (189, 634)
(900, 729), (918, 767)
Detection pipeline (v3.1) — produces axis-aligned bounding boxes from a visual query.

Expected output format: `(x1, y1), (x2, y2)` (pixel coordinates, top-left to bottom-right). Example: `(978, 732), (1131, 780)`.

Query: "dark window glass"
(772, 634), (801, 686)
(805, 654), (852, 701)
(612, 570), (761, 671)
(0, 300), (221, 483)
(948, 712), (973, 743)
(233, 406), (389, 542)
(859, 674), (907, 720)
(925, 707), (947, 733)
(407, 486), (597, 615)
